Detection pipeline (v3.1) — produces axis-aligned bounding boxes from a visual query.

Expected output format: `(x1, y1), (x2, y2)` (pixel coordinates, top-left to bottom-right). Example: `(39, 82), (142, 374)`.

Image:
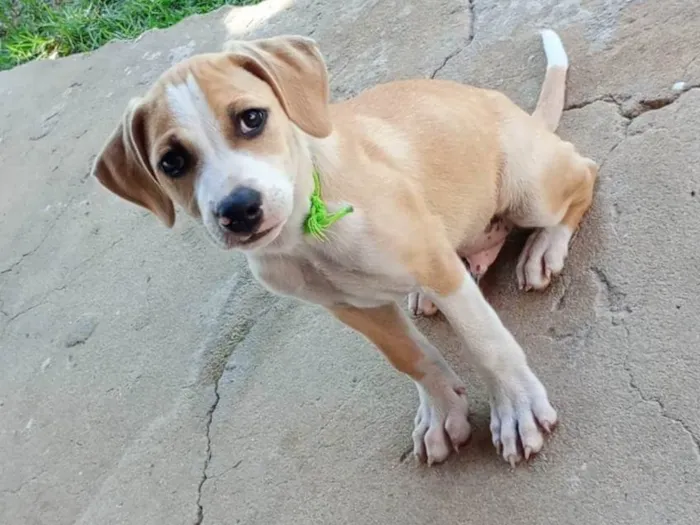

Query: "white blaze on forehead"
(165, 74), (229, 158)
(165, 75), (234, 207)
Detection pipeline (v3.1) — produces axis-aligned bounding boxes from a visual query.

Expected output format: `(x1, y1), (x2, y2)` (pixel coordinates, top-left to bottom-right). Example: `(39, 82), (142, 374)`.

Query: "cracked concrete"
(565, 84), (700, 122)
(1, 0), (700, 524)
(430, 0), (475, 78)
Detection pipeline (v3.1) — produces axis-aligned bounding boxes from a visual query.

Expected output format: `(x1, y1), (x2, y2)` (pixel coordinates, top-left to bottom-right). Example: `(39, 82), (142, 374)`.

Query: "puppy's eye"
(158, 149), (188, 178)
(238, 109), (267, 138)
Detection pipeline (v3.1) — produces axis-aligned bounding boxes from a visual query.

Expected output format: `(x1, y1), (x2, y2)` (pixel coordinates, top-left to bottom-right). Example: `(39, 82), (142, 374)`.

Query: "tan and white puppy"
(93, 30), (597, 467)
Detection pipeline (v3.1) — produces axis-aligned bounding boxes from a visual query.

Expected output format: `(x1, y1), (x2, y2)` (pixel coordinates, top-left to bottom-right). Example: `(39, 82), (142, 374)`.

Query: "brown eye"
(238, 109), (267, 138)
(158, 148), (188, 178)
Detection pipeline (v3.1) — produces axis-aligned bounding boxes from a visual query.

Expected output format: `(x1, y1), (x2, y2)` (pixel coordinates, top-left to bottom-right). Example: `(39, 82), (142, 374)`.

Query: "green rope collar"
(303, 168), (353, 241)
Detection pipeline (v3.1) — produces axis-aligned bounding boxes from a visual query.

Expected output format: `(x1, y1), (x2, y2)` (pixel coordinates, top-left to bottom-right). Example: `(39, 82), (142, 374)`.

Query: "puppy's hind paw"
(516, 225), (572, 291)
(408, 292), (439, 317)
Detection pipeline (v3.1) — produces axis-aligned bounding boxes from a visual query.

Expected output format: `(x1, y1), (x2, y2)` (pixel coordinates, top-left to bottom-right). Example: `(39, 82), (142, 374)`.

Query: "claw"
(413, 448), (426, 463)
(493, 439), (502, 455)
(508, 455), (517, 468)
(542, 421), (553, 434)
(524, 446), (533, 461)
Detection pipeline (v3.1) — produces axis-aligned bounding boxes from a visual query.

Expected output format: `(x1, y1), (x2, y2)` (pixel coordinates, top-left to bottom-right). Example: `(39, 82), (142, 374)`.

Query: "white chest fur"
(246, 214), (416, 308)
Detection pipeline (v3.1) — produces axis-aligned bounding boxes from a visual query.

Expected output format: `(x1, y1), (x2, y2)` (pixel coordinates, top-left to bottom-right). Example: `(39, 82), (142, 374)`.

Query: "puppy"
(92, 29), (597, 466)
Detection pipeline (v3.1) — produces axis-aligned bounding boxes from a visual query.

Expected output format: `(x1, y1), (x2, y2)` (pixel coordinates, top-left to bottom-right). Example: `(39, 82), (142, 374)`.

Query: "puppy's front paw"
(412, 383), (471, 465)
(516, 225), (572, 291)
(488, 368), (558, 466)
(408, 292), (439, 317)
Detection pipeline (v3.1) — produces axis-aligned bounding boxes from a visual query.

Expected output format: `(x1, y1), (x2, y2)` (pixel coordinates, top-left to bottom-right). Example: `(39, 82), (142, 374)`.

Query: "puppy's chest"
(249, 239), (415, 308)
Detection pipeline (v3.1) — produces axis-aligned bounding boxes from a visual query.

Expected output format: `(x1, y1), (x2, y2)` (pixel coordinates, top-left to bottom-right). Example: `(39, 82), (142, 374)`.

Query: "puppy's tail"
(532, 29), (569, 132)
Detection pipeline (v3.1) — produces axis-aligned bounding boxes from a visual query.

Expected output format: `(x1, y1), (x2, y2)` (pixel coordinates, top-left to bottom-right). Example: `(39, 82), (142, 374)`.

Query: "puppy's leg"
(516, 156), (598, 291)
(420, 252), (557, 466)
(329, 303), (470, 464)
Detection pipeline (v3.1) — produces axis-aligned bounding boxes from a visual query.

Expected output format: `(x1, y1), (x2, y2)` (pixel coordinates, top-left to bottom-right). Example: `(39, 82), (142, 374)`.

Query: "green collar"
(303, 168), (354, 240)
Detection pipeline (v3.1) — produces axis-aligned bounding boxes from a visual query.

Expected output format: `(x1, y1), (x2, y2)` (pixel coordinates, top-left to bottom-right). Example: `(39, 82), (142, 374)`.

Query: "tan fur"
(330, 303), (428, 379)
(532, 67), (568, 131)
(92, 32), (596, 465)
(222, 37), (332, 138)
(94, 98), (177, 226)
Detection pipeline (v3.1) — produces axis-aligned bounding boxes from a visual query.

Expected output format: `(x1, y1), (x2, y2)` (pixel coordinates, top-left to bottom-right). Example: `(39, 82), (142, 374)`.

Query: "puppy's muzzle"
(215, 186), (263, 234)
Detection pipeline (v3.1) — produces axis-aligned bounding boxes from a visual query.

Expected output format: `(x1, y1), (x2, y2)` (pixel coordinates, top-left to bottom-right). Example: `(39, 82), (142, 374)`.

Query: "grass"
(0, 0), (260, 71)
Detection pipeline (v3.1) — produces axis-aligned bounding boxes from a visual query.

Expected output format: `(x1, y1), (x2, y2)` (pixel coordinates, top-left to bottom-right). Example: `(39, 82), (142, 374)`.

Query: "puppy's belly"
(458, 216), (513, 256)
(457, 216), (513, 277)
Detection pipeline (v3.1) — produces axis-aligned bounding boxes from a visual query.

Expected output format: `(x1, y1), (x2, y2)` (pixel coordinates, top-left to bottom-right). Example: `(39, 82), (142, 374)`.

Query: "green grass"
(0, 0), (259, 71)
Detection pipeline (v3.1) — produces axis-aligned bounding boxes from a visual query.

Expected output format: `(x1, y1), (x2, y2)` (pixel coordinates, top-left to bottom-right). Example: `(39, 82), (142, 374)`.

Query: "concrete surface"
(1, 0), (699, 523)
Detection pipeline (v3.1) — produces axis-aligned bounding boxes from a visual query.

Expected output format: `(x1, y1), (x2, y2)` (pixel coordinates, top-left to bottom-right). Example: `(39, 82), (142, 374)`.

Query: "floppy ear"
(92, 98), (175, 227)
(223, 35), (332, 138)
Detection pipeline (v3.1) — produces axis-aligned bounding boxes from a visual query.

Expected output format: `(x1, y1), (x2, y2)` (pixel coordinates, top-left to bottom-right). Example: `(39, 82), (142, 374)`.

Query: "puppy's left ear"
(92, 98), (176, 227)
(224, 35), (332, 138)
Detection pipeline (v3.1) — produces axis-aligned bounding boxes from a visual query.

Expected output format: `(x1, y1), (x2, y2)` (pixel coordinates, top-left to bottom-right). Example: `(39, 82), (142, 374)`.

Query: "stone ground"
(1, 0), (699, 523)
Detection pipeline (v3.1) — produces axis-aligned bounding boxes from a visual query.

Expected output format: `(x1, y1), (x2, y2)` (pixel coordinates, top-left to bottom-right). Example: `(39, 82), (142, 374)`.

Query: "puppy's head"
(92, 35), (331, 251)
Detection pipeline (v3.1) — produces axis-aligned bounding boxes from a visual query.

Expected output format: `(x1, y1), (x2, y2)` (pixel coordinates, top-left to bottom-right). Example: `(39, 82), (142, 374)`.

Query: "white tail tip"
(540, 29), (568, 70)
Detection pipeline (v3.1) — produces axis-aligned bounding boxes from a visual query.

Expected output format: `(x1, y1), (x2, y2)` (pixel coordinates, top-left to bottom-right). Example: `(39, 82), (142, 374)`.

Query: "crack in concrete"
(0, 197), (74, 276)
(580, 92), (700, 459)
(2, 284), (68, 322)
(466, 0), (475, 44)
(207, 459), (243, 480)
(564, 98), (632, 179)
(626, 363), (700, 461)
(565, 94), (625, 113)
(565, 85), (700, 120)
(585, 110), (700, 461)
(1, 472), (42, 495)
(590, 266), (630, 316)
(431, 47), (464, 79)
(194, 387), (219, 525)
(194, 298), (278, 525)
(430, 0), (475, 79)
(0, 235), (121, 339)
(0, 280), (73, 343)
(64, 237), (124, 281)
(589, 266), (700, 462)
(551, 275), (570, 312)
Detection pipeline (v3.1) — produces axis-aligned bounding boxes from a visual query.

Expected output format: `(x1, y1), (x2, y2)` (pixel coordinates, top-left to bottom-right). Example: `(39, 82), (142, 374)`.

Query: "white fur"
(427, 274), (558, 464)
(247, 211), (418, 309)
(516, 224), (572, 291)
(412, 380), (470, 465)
(165, 77), (295, 251)
(540, 29), (569, 70)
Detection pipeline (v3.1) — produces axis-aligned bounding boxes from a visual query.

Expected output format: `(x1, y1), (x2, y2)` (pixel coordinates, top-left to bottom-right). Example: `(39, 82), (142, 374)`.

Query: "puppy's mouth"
(217, 220), (284, 250)
(240, 225), (276, 245)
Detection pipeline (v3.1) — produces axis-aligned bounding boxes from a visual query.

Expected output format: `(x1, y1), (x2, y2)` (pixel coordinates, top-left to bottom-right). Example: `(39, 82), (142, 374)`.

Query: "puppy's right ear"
(223, 35), (332, 138)
(92, 98), (175, 227)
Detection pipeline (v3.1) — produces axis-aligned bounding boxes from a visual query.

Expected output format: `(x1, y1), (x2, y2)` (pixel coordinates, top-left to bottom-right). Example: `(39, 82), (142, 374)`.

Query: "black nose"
(216, 187), (263, 233)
